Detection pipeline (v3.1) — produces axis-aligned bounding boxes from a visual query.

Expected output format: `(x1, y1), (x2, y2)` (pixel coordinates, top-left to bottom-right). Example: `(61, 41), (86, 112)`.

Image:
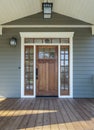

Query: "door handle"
(36, 68), (38, 79)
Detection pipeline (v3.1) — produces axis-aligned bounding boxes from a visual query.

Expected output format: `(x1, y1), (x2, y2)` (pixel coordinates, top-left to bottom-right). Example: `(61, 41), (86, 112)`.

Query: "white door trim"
(20, 32), (74, 98)
(20, 32), (74, 38)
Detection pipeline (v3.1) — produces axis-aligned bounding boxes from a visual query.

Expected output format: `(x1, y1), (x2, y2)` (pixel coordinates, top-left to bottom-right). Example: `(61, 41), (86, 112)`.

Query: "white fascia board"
(2, 25), (92, 28)
(0, 25), (2, 35)
(92, 26), (94, 35)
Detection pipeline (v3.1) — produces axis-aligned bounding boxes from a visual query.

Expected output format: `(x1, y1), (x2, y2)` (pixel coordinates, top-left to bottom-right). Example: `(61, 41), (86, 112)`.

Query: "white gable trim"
(2, 24), (92, 28)
(0, 25), (93, 35)
(1, 25), (93, 35)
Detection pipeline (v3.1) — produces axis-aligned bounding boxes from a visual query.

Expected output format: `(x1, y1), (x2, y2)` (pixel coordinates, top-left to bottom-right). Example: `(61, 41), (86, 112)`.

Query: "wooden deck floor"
(0, 98), (94, 130)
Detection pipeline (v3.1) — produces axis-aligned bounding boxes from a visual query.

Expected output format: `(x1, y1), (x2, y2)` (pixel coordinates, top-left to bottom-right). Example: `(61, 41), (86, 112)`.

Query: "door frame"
(20, 32), (74, 98)
(36, 45), (58, 96)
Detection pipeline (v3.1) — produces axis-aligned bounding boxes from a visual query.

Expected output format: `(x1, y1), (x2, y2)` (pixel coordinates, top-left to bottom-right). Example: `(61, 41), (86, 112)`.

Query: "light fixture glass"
(42, 2), (53, 18)
(9, 37), (17, 46)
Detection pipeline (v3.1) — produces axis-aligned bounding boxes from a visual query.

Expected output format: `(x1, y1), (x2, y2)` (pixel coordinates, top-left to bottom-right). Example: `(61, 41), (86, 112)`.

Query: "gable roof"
(3, 12), (91, 26)
(0, 0), (94, 25)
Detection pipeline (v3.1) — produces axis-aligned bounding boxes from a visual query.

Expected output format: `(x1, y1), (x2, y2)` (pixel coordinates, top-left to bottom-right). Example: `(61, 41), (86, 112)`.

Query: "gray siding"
(0, 12), (94, 98)
(73, 36), (94, 97)
(0, 35), (21, 97)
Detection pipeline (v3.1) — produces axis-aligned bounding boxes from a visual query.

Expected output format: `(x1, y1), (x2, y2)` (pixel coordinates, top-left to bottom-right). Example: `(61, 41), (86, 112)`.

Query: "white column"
(21, 37), (24, 98)
(70, 37), (73, 98)
(58, 45), (60, 97)
(34, 45), (36, 97)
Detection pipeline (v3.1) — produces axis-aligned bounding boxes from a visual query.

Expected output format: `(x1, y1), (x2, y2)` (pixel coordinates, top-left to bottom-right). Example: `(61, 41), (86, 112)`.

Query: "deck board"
(0, 98), (94, 130)
(1, 99), (25, 130)
(62, 99), (83, 130)
(67, 99), (90, 130)
(69, 98), (94, 130)
(18, 99), (36, 130)
(34, 99), (44, 130)
(26, 99), (41, 130)
(0, 98), (18, 128)
(57, 99), (75, 130)
(49, 99), (59, 130)
(53, 99), (67, 130)
(43, 99), (51, 130)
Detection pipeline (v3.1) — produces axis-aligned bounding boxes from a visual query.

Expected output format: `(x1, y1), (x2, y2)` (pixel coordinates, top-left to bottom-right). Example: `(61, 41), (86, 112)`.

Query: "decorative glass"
(60, 46), (69, 96)
(61, 38), (69, 43)
(34, 39), (42, 43)
(52, 38), (60, 43)
(25, 38), (33, 43)
(38, 47), (55, 59)
(24, 46), (34, 95)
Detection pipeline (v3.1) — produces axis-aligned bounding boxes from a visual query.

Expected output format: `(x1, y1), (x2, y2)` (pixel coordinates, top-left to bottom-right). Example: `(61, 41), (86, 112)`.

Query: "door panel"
(36, 46), (58, 96)
(38, 63), (46, 91)
(49, 63), (55, 90)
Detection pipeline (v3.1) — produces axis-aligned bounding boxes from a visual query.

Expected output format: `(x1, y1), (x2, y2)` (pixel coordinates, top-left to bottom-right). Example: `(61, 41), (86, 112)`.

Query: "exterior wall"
(0, 28), (94, 98)
(0, 32), (21, 97)
(73, 34), (94, 98)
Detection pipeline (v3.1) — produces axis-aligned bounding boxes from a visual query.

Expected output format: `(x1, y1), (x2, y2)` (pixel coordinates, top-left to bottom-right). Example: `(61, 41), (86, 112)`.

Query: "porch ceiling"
(0, 0), (94, 25)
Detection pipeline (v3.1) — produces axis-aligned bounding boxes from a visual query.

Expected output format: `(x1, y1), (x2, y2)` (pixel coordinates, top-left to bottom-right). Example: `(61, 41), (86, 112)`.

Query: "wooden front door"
(36, 46), (58, 96)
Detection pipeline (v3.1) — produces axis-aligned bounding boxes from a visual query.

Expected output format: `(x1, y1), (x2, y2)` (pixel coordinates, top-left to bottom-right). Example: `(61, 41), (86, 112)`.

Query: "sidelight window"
(60, 46), (69, 95)
(24, 46), (34, 95)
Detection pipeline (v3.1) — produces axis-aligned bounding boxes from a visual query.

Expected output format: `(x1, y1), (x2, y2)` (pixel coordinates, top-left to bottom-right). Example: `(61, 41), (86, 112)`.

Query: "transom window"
(24, 38), (70, 44)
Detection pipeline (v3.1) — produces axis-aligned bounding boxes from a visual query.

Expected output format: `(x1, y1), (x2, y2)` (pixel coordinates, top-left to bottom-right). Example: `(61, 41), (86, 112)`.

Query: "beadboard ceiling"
(0, 0), (94, 25)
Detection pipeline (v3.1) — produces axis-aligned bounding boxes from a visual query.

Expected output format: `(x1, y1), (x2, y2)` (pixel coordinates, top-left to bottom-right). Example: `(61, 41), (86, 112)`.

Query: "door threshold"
(36, 96), (58, 98)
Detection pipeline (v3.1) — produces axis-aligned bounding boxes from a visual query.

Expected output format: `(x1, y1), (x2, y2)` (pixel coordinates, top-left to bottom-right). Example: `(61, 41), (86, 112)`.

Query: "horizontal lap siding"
(0, 27), (94, 97)
(73, 36), (94, 97)
(0, 35), (21, 97)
